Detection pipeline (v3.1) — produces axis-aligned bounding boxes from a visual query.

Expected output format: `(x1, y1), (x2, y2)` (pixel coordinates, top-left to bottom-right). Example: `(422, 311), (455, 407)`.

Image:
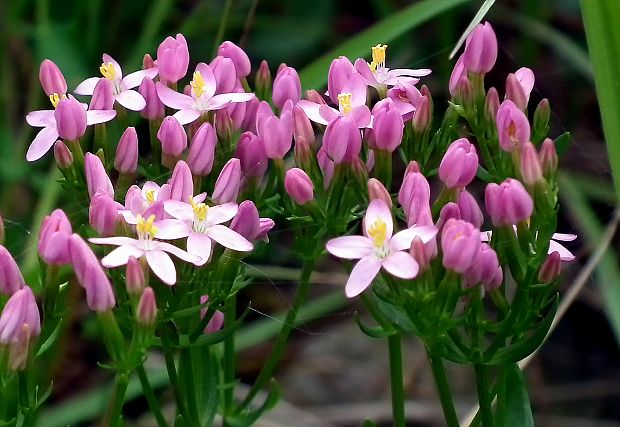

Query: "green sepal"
(354, 312), (397, 339)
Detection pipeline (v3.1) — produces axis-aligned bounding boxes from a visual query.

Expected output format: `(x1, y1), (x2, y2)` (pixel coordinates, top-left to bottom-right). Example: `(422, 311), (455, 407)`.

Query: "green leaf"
(226, 382), (281, 427)
(354, 312), (397, 338)
(449, 0), (496, 59)
(298, 0), (471, 90)
(498, 364), (534, 427)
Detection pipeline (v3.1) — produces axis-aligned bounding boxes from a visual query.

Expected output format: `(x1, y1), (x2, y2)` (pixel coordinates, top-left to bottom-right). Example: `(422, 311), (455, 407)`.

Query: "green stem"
(42, 265), (59, 321)
(426, 347), (459, 427)
(238, 258), (316, 411)
(388, 334), (406, 427)
(160, 331), (188, 418)
(18, 370), (35, 427)
(179, 348), (199, 425)
(136, 365), (168, 427)
(223, 294), (237, 426)
(475, 364), (494, 427)
(103, 372), (129, 427)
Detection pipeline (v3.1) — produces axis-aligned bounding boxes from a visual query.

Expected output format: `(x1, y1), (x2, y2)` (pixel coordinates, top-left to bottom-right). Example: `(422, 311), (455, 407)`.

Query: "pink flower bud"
(439, 138), (478, 188)
(230, 200), (260, 241)
(168, 160), (194, 202)
(505, 73), (528, 111)
(520, 142), (543, 185)
(90, 78), (115, 110)
(457, 189), (484, 229)
(236, 131), (268, 178)
(285, 168), (314, 205)
(533, 98), (550, 135)
(538, 251), (561, 283)
(139, 77), (164, 120)
(496, 100), (530, 152)
(317, 147), (335, 188)
(412, 95), (431, 133)
(485, 178), (533, 226)
(38, 209), (72, 266)
(273, 66), (302, 109)
(8, 324), (31, 371)
(399, 162), (431, 226)
(55, 98), (87, 140)
(227, 99), (246, 130)
(449, 55), (467, 97)
(323, 115), (361, 164)
(485, 87), (500, 123)
(327, 56), (356, 105)
(515, 67), (535, 103)
(257, 218), (275, 241)
(0, 286), (40, 344)
(143, 53), (155, 69)
(409, 237), (430, 271)
(156, 34), (190, 84)
(306, 89), (326, 105)
(187, 123), (216, 176)
(256, 101), (293, 159)
(218, 41), (251, 78)
(68, 234), (116, 312)
(441, 218), (481, 273)
(293, 105), (315, 147)
(114, 127), (138, 174)
(212, 158), (241, 204)
(85, 152), (114, 198)
(215, 108), (233, 141)
(54, 140), (73, 169)
(0, 246), (25, 295)
(89, 191), (119, 236)
(368, 178), (392, 208)
(463, 22), (497, 74)
(437, 203), (461, 231)
(200, 296), (225, 334)
(158, 116), (188, 157)
(372, 100), (404, 152)
(137, 287), (157, 326)
(463, 243), (502, 289)
(255, 60), (271, 95)
(539, 138), (558, 177)
(39, 59), (67, 96)
(210, 56), (237, 94)
(126, 256), (145, 295)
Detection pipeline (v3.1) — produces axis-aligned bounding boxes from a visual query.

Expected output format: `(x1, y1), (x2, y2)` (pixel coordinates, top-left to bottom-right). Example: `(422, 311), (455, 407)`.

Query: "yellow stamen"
(368, 219), (387, 248)
(370, 44), (388, 71)
(49, 93), (67, 108)
(136, 214), (158, 239)
(337, 92), (353, 115)
(189, 197), (209, 222)
(145, 189), (156, 204)
(190, 71), (207, 97)
(100, 62), (116, 81)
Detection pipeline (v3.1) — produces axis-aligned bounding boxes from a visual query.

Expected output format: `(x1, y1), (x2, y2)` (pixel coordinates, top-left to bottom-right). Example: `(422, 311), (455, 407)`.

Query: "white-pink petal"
(173, 109), (202, 125)
(26, 110), (55, 127)
(164, 200), (195, 222)
(156, 82), (194, 110)
(86, 109), (117, 125)
(115, 89), (146, 111)
(387, 68), (431, 78)
(26, 126), (60, 161)
(363, 199), (393, 240)
(209, 92), (255, 110)
(382, 251), (419, 279)
(187, 232), (212, 266)
(122, 68), (159, 89)
(389, 226), (438, 252)
(75, 77), (101, 95)
(298, 101), (329, 126)
(552, 233), (577, 242)
(101, 244), (145, 267)
(548, 240), (575, 262)
(326, 236), (375, 260)
(206, 203), (238, 225)
(206, 224), (253, 252)
(102, 54), (123, 80)
(155, 241), (202, 264)
(345, 255), (382, 298)
(145, 250), (177, 285)
(155, 219), (191, 239)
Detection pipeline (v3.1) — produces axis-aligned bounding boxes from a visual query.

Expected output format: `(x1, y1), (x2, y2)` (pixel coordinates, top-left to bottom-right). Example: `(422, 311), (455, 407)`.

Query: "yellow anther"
(100, 62), (116, 81)
(370, 44), (387, 71)
(368, 219), (387, 248)
(189, 197), (209, 222)
(145, 189), (156, 204)
(337, 92), (353, 115)
(190, 71), (207, 97)
(136, 214), (158, 239)
(49, 93), (67, 108)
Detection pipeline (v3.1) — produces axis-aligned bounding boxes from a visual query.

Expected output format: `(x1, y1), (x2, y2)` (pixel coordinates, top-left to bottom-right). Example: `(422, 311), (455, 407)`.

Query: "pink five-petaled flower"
(75, 54), (158, 111)
(25, 96), (116, 161)
(326, 199), (437, 298)
(155, 63), (255, 125)
(354, 44), (431, 90)
(89, 215), (200, 286)
(157, 197), (253, 266)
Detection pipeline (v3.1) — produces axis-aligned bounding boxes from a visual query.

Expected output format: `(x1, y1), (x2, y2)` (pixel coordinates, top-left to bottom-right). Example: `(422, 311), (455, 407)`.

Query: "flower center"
(189, 197), (210, 232)
(190, 71), (207, 98)
(136, 214), (158, 241)
(145, 189), (156, 204)
(370, 44), (387, 72)
(337, 92), (353, 115)
(368, 219), (387, 248)
(100, 62), (116, 81)
(49, 92), (67, 108)
(507, 121), (519, 146)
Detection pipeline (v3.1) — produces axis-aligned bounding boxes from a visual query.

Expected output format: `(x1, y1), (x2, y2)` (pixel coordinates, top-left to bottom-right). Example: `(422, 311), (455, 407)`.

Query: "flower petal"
(326, 236), (374, 260)
(354, 58), (379, 88)
(389, 226), (438, 251)
(86, 110), (116, 125)
(548, 240), (575, 262)
(26, 126), (59, 161)
(154, 241), (201, 264)
(102, 54), (123, 79)
(209, 92), (255, 110)
(187, 232), (212, 266)
(145, 250), (177, 285)
(101, 244), (144, 268)
(387, 68), (432, 78)
(122, 68), (159, 89)
(173, 108), (201, 125)
(156, 82), (194, 110)
(298, 100), (329, 125)
(207, 224), (253, 252)
(207, 203), (238, 225)
(319, 104), (340, 123)
(363, 199), (393, 240)
(90, 236), (141, 247)
(345, 256), (382, 298)
(155, 219), (191, 239)
(552, 233), (577, 242)
(115, 90), (146, 111)
(382, 251), (419, 279)
(75, 77), (101, 95)
(350, 105), (371, 128)
(26, 110), (55, 127)
(163, 200), (194, 222)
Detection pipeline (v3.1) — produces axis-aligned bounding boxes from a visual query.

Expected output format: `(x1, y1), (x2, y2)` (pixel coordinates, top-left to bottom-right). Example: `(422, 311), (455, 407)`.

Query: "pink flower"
(0, 286), (40, 344)
(38, 209), (73, 266)
(285, 168), (314, 205)
(157, 34), (190, 85)
(217, 41), (251, 78)
(326, 199), (437, 297)
(75, 54), (158, 111)
(463, 22), (497, 74)
(496, 100), (530, 153)
(120, 181), (171, 224)
(485, 178), (533, 226)
(438, 138), (479, 189)
(114, 127), (139, 174)
(256, 100), (293, 159)
(272, 66), (302, 108)
(354, 44), (430, 89)
(441, 219), (481, 273)
(89, 215), (200, 285)
(156, 63), (255, 125)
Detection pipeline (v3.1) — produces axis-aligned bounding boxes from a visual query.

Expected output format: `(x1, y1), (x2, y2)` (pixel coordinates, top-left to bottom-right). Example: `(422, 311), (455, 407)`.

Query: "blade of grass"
(448, 0), (496, 60)
(298, 0), (471, 90)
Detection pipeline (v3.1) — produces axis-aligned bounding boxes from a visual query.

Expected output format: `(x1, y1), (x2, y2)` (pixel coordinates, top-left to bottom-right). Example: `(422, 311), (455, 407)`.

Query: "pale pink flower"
(354, 44), (430, 89)
(75, 54), (158, 111)
(119, 181), (174, 224)
(326, 199), (437, 297)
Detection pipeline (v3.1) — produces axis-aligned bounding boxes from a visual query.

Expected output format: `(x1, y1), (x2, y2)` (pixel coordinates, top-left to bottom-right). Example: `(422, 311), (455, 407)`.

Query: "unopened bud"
(126, 256), (146, 295)
(409, 237), (429, 271)
(256, 60), (271, 98)
(306, 89), (326, 105)
(137, 287), (157, 326)
(539, 138), (558, 178)
(533, 98), (550, 141)
(215, 109), (234, 142)
(54, 140), (73, 169)
(368, 178), (392, 208)
(505, 73), (528, 110)
(538, 251), (561, 283)
(412, 95), (431, 134)
(520, 142), (543, 185)
(143, 53), (155, 69)
(484, 87), (500, 123)
(285, 168), (314, 205)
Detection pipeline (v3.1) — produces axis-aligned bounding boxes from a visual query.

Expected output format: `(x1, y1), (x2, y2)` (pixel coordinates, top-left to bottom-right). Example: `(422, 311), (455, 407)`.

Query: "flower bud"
(317, 147), (335, 188)
(187, 123), (216, 176)
(539, 138), (558, 177)
(257, 218), (275, 241)
(273, 66), (302, 109)
(89, 191), (119, 236)
(463, 22), (497, 74)
(143, 53), (155, 69)
(463, 243), (502, 289)
(156, 34), (190, 84)
(484, 87), (500, 123)
(54, 140), (73, 169)
(210, 56), (237, 94)
(533, 98), (550, 138)
(158, 116), (187, 158)
(306, 89), (326, 105)
(322, 115), (361, 164)
(255, 60), (271, 97)
(230, 200), (260, 242)
(485, 178), (533, 226)
(256, 101), (293, 159)
(412, 95), (431, 134)
(449, 55), (467, 98)
(90, 78), (115, 110)
(236, 131), (268, 178)
(126, 256), (146, 295)
(0, 286), (40, 344)
(168, 160), (194, 202)
(293, 105), (315, 147)
(441, 218), (481, 273)
(457, 189), (484, 229)
(139, 77), (165, 120)
(55, 98), (87, 140)
(515, 67), (535, 103)
(327, 56), (356, 105)
(538, 251), (561, 283)
(114, 127), (139, 174)
(520, 142), (543, 185)
(372, 101), (404, 152)
(137, 287), (157, 326)
(212, 158), (241, 204)
(285, 168), (314, 205)
(399, 162), (431, 226)
(38, 209), (72, 266)
(409, 237), (430, 271)
(368, 178), (392, 208)
(505, 73), (528, 111)
(39, 59), (67, 96)
(496, 100), (530, 152)
(0, 246), (25, 295)
(85, 152), (114, 198)
(218, 41), (251, 78)
(438, 138), (478, 188)
(205, 311), (225, 334)
(215, 108), (234, 142)
(436, 202), (461, 230)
